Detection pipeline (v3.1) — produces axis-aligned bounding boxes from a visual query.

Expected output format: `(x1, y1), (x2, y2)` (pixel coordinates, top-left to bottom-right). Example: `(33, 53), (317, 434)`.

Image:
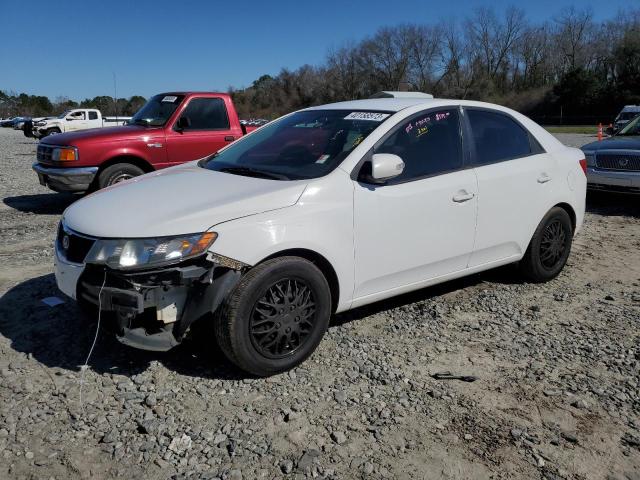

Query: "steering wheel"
(277, 144), (316, 165)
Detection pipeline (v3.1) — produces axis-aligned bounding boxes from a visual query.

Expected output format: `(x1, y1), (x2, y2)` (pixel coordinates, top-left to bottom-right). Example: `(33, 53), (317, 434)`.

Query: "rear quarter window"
(466, 109), (542, 165)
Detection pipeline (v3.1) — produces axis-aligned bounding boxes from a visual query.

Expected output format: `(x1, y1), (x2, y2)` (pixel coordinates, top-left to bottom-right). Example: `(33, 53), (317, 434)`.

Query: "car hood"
(582, 136), (640, 152)
(41, 125), (160, 146)
(63, 164), (308, 238)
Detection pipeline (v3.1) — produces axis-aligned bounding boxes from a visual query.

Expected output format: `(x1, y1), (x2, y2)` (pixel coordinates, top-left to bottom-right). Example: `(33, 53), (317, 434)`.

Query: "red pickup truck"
(32, 92), (257, 193)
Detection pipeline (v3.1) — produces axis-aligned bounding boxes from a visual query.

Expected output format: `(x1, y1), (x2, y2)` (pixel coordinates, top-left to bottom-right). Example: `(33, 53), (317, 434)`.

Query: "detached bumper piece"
(77, 256), (244, 352)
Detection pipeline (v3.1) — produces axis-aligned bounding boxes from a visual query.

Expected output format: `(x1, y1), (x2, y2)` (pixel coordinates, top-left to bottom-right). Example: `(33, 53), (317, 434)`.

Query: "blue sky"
(0, 0), (630, 100)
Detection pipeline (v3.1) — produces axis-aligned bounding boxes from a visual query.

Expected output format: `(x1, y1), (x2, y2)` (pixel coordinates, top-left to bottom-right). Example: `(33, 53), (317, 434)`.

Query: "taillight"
(579, 159), (587, 176)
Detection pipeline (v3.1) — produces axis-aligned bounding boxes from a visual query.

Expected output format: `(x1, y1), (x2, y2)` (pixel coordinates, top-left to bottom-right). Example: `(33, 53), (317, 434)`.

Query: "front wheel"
(44, 128), (61, 138)
(519, 207), (573, 282)
(97, 163), (145, 189)
(214, 257), (331, 376)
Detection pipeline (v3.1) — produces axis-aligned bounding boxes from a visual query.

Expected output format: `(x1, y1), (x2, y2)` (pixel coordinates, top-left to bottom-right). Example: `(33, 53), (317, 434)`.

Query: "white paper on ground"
(41, 296), (65, 307)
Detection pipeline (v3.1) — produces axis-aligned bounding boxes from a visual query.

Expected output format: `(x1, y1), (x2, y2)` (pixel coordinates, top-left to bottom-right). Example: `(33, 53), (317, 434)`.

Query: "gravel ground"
(0, 128), (638, 480)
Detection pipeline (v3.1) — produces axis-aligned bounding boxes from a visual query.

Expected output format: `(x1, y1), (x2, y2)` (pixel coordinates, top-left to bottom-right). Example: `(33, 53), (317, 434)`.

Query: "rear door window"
(88, 111), (98, 120)
(466, 109), (537, 165)
(180, 97), (230, 130)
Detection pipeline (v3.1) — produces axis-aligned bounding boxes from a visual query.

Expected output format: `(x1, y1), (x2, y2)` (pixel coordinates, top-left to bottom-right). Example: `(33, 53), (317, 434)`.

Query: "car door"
(165, 96), (235, 164)
(87, 110), (101, 129)
(66, 110), (88, 131)
(352, 107), (478, 300)
(463, 108), (558, 267)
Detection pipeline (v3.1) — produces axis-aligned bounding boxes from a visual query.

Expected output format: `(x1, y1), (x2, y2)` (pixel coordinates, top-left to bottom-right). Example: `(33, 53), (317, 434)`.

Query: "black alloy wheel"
(249, 279), (317, 359)
(539, 219), (568, 270)
(519, 207), (573, 282)
(214, 256), (331, 376)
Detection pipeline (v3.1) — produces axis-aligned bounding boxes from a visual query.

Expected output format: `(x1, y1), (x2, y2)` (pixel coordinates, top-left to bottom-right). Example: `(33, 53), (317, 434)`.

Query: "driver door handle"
(452, 191), (475, 203)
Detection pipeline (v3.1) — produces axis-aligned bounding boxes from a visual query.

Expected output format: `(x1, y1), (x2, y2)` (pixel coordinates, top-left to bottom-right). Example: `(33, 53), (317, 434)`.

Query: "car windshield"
(129, 94), (185, 127)
(57, 110), (71, 119)
(617, 115), (640, 136)
(200, 110), (391, 180)
(618, 111), (640, 121)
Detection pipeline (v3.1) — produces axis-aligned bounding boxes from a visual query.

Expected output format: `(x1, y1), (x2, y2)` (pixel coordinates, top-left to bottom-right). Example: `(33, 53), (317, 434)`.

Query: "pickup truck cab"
(32, 109), (130, 138)
(32, 92), (253, 192)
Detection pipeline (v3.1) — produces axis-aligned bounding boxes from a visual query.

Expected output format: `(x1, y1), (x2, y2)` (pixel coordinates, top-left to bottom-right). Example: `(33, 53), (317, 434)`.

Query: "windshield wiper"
(130, 119), (151, 126)
(219, 166), (289, 180)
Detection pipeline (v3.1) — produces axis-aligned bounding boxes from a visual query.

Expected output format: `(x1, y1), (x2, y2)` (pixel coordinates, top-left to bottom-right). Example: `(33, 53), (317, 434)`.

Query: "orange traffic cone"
(597, 123), (603, 141)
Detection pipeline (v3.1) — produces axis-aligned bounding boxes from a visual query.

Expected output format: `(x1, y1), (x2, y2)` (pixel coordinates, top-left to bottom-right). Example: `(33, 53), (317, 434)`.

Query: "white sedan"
(55, 93), (587, 376)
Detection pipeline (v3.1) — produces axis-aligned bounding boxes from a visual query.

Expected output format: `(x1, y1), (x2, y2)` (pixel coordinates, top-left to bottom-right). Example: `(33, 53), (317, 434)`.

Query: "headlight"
(85, 232), (217, 269)
(584, 152), (596, 167)
(52, 146), (78, 162)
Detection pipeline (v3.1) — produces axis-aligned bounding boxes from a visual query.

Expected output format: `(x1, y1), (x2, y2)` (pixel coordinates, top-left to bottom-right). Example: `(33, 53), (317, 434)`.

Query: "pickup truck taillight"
(579, 159), (587, 176)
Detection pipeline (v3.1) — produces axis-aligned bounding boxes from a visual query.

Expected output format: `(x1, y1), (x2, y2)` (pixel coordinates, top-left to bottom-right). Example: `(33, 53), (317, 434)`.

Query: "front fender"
(95, 144), (152, 165)
(210, 172), (355, 312)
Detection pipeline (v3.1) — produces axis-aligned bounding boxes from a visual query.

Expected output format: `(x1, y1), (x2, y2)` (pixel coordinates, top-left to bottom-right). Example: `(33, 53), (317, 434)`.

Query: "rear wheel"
(97, 163), (145, 189)
(519, 207), (573, 282)
(214, 257), (331, 376)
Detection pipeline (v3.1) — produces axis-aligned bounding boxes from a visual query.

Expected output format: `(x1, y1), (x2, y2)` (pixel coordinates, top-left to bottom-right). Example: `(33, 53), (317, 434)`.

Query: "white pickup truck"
(32, 109), (131, 138)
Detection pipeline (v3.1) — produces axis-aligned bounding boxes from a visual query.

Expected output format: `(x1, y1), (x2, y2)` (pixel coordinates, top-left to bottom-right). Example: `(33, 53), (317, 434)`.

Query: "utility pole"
(113, 72), (118, 121)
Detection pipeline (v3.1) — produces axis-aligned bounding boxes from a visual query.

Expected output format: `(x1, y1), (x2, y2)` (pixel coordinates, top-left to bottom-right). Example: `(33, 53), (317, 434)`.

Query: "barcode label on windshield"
(344, 112), (390, 122)
(162, 96), (178, 103)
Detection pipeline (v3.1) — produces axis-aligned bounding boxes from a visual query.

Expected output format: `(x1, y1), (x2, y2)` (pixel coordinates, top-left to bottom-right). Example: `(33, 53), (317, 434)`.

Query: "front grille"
(57, 223), (96, 263)
(596, 153), (640, 171)
(37, 144), (54, 163)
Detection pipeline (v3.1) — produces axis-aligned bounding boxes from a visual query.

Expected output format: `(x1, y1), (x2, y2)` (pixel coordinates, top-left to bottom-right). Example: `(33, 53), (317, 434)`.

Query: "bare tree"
(406, 24), (445, 92)
(357, 26), (414, 91)
(553, 6), (594, 71)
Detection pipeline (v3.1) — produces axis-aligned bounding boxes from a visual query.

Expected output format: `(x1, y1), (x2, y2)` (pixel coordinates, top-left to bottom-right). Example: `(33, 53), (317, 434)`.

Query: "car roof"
(304, 97), (566, 154)
(305, 97), (519, 113)
(621, 105), (640, 111)
(159, 91), (230, 98)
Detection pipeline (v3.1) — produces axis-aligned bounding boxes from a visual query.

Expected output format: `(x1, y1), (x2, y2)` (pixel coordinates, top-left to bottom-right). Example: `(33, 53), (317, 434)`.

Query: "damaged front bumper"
(69, 253), (246, 352)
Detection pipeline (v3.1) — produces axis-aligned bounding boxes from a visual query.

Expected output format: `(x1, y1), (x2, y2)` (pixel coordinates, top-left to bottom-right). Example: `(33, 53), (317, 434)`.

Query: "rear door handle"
(452, 191), (475, 203)
(537, 173), (551, 183)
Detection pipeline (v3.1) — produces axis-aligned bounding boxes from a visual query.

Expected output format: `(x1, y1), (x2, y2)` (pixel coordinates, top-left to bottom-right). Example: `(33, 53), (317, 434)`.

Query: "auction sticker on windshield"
(344, 112), (390, 121)
(162, 96), (178, 103)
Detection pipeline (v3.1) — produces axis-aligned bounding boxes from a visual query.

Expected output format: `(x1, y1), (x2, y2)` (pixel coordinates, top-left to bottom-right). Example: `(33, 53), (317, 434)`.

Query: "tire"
(45, 128), (61, 137)
(97, 163), (145, 189)
(215, 256), (331, 376)
(519, 207), (573, 283)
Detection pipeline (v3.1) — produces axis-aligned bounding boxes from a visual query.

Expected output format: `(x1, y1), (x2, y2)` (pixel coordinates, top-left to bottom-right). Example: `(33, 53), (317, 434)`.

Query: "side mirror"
(605, 126), (614, 136)
(66, 117), (74, 121)
(176, 116), (191, 131)
(370, 153), (405, 182)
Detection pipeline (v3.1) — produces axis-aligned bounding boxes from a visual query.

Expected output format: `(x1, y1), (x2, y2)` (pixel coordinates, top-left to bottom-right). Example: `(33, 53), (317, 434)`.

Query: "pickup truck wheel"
(519, 207), (573, 283)
(98, 163), (145, 188)
(214, 257), (331, 377)
(44, 128), (61, 137)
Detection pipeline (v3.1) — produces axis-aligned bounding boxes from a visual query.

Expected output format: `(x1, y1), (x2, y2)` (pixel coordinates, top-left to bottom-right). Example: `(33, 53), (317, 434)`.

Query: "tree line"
(0, 91), (146, 119)
(231, 6), (640, 125)
(2, 6), (639, 125)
